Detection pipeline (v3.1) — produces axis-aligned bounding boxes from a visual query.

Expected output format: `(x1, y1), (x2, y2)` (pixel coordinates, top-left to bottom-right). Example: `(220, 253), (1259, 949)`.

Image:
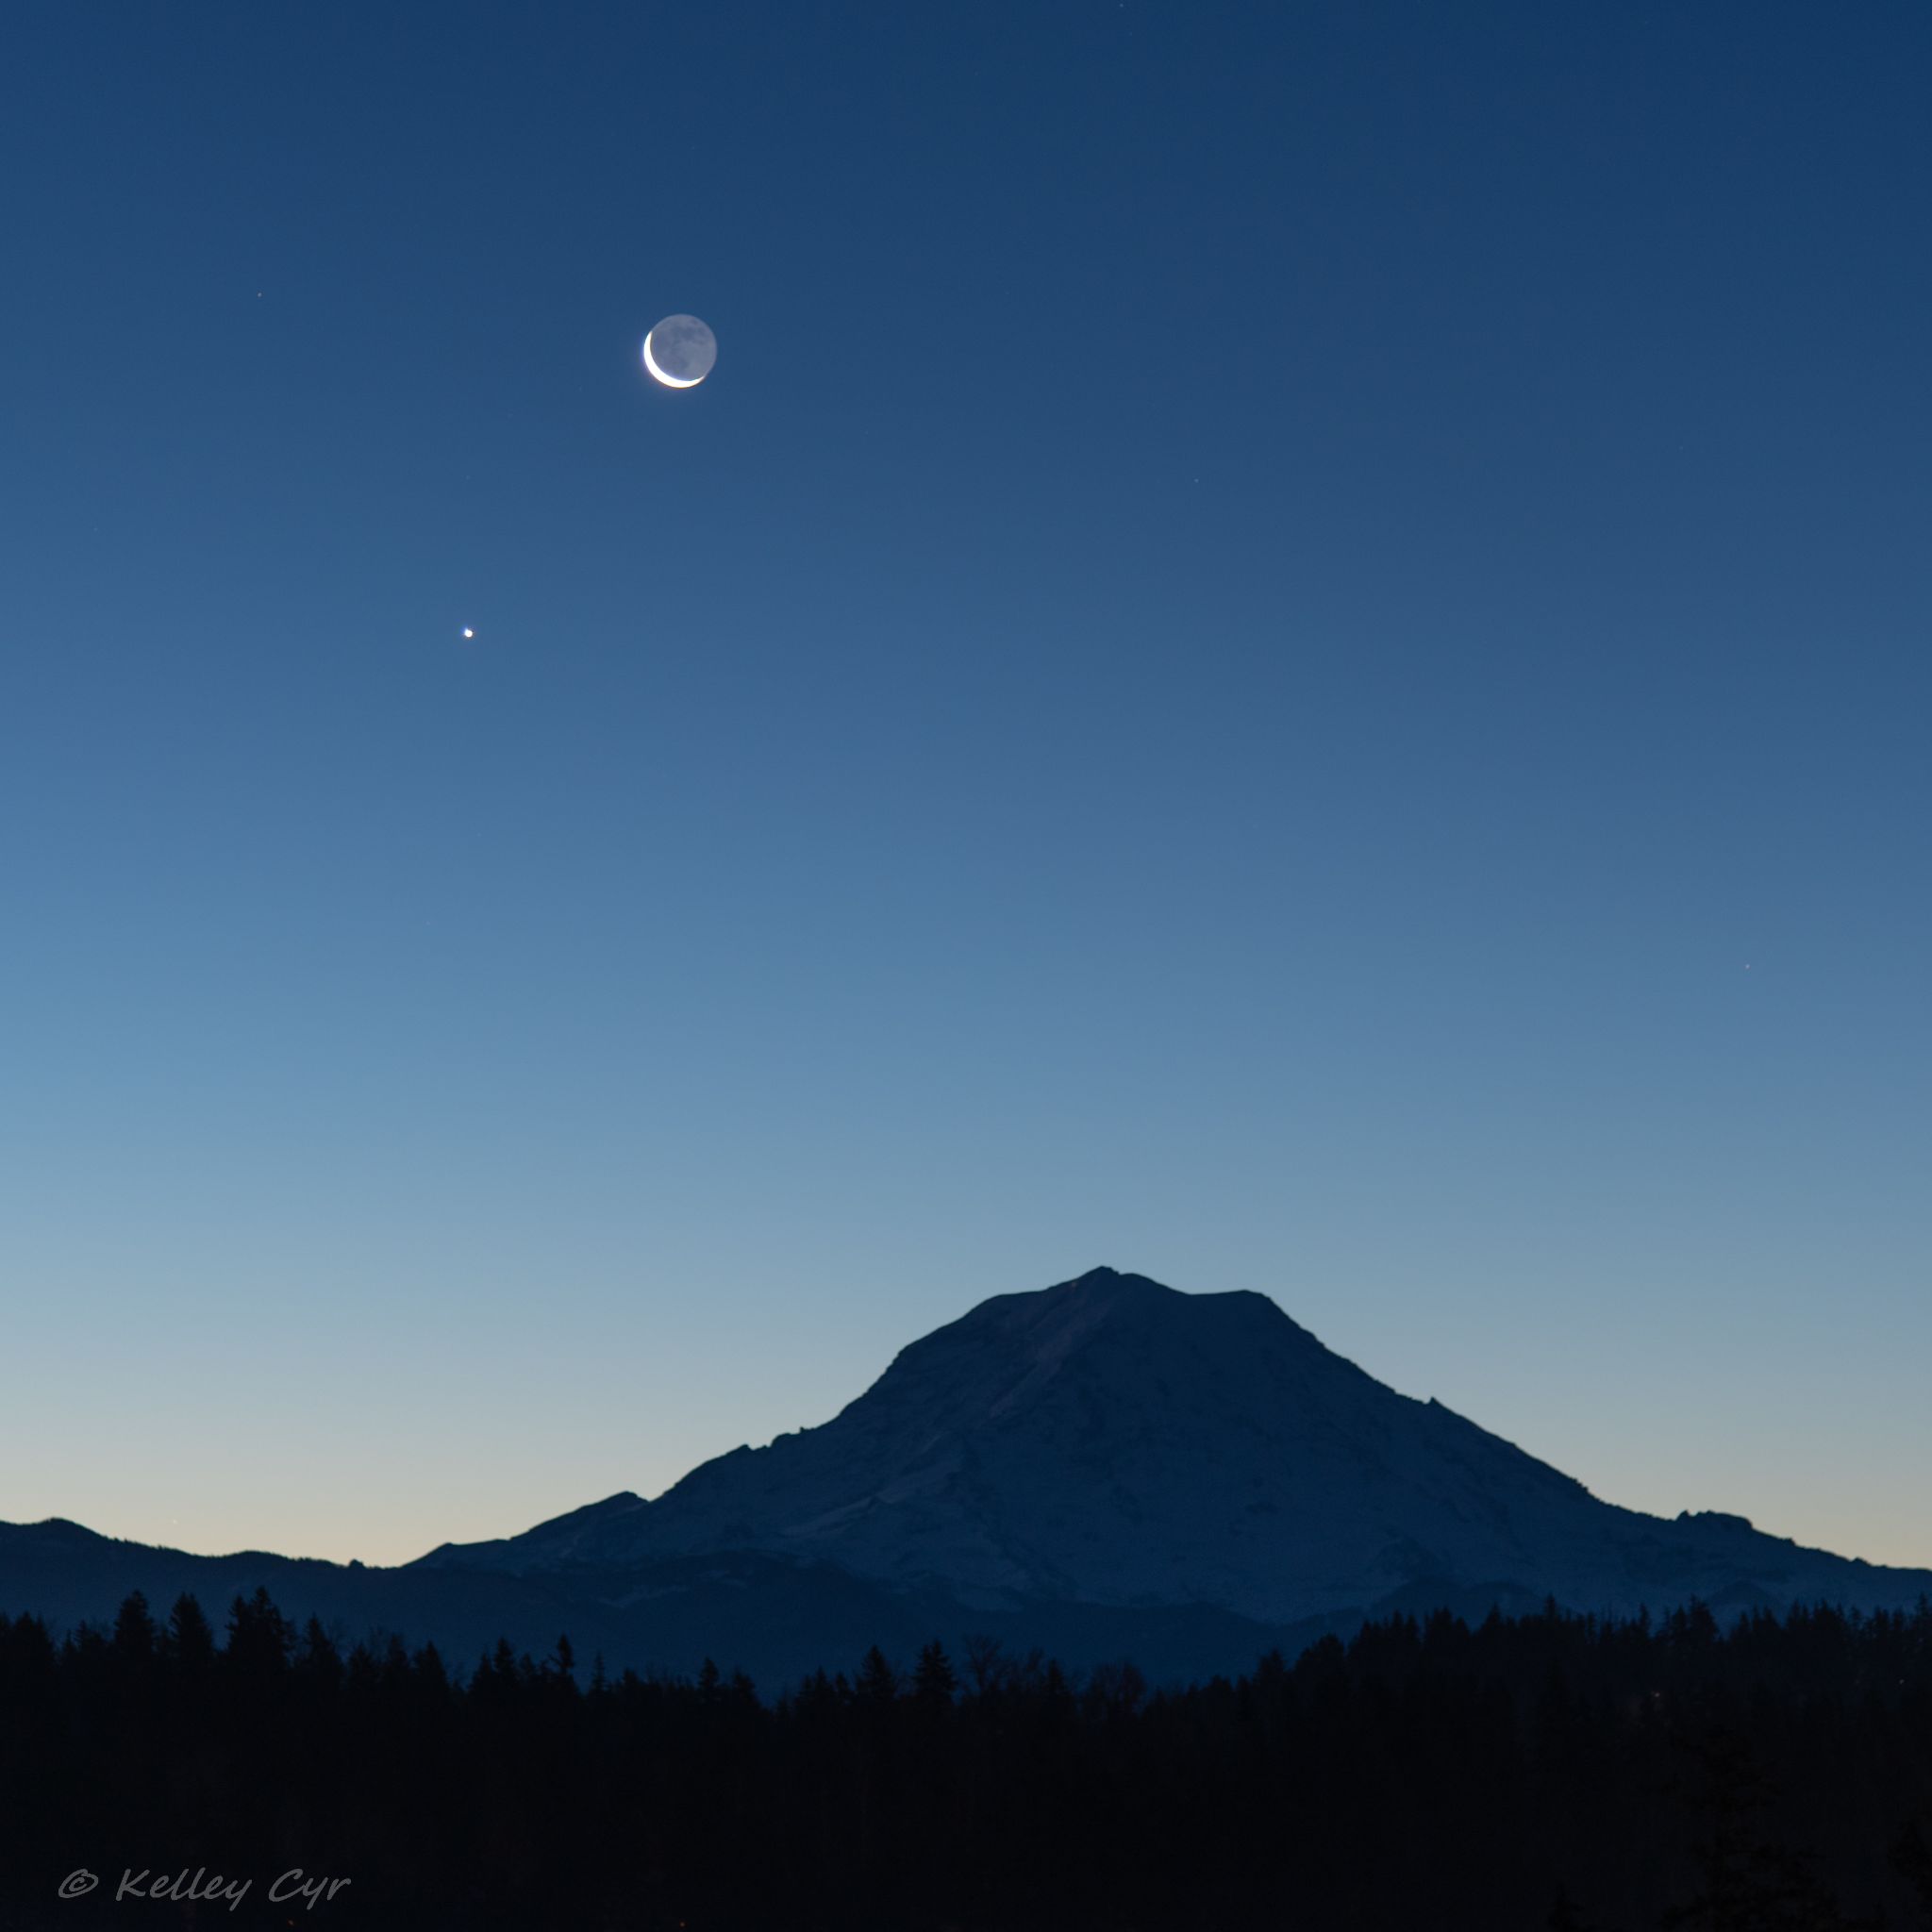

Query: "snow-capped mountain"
(417, 1266), (1928, 1625)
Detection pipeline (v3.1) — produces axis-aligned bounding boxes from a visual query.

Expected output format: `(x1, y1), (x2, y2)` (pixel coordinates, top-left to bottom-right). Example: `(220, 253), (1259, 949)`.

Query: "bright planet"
(642, 314), (717, 389)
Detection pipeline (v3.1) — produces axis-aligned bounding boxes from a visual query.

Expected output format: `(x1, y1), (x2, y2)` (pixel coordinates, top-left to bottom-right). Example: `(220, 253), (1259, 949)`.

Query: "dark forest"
(4, 1591), (1931, 1930)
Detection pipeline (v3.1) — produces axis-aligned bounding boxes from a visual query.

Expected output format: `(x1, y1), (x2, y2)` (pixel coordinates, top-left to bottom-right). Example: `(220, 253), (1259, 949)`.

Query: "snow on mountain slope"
(418, 1267), (1930, 1624)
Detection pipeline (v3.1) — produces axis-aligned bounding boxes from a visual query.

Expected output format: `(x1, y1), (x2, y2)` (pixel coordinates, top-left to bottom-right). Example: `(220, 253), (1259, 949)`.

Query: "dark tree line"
(2, 1589), (1931, 1929)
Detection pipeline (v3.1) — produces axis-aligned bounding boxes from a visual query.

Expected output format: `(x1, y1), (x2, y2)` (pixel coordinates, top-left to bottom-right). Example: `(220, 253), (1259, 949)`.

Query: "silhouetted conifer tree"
(224, 1585), (294, 1673)
(161, 1591), (214, 1669)
(856, 1643), (898, 1705)
(296, 1614), (342, 1687)
(913, 1639), (957, 1708)
(110, 1588), (155, 1662)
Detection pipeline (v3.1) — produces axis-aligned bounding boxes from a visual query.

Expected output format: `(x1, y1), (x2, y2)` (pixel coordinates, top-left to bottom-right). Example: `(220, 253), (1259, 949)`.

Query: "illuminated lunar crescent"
(642, 314), (717, 389)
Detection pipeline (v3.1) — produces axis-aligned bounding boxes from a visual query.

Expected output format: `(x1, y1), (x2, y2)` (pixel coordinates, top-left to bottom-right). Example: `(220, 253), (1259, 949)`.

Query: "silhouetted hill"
(0, 1516), (1349, 1689)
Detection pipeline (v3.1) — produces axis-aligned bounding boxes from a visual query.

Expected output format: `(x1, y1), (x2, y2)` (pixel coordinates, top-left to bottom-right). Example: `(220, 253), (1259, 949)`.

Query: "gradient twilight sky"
(3, 3), (1927, 1571)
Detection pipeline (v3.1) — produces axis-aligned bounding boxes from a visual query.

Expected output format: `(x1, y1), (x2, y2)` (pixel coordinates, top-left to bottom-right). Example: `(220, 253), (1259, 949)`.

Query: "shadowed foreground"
(4, 1590), (1931, 1929)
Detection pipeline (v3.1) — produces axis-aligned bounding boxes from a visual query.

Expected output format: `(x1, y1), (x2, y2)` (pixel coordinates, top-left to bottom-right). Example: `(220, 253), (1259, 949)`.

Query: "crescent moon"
(642, 330), (703, 389)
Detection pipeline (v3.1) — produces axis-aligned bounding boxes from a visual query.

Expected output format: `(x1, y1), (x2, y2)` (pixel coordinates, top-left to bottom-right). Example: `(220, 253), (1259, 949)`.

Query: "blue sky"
(2, 1), (1927, 1568)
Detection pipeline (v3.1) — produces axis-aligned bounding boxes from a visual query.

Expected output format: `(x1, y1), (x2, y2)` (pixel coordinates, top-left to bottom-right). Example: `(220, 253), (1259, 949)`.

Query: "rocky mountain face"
(417, 1266), (1926, 1629)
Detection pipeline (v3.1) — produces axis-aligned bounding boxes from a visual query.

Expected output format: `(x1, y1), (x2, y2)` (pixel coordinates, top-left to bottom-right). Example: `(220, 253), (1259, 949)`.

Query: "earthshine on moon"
(642, 314), (717, 389)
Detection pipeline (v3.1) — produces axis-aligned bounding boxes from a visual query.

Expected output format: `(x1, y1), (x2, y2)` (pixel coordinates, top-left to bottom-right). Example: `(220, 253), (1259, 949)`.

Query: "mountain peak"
(1015, 1265), (1190, 1319)
(1056, 1265), (1168, 1294)
(414, 1264), (1932, 1636)
(435, 1267), (1489, 1616)
(891, 1266), (1312, 1416)
(980, 1264), (1298, 1333)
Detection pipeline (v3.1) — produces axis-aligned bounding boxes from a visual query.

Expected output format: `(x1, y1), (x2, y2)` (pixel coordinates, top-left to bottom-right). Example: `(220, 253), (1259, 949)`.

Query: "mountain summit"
(419, 1267), (1919, 1628)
